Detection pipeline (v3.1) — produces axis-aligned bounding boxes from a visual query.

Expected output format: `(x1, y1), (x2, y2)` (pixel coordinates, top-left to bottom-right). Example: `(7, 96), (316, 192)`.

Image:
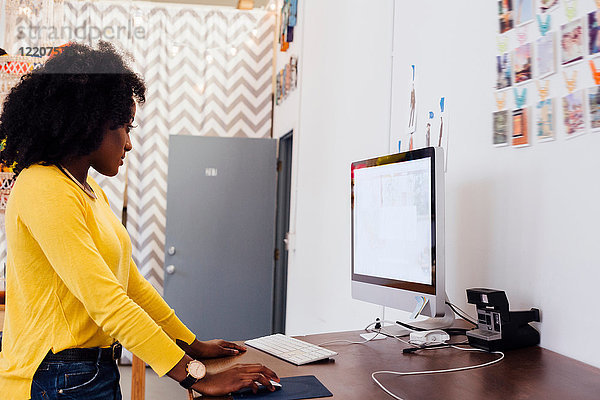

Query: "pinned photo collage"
(494, 91), (510, 147)
(494, 109), (511, 146)
(515, 43), (533, 84)
(493, 0), (600, 147)
(560, 18), (584, 66)
(536, 33), (556, 78)
(536, 98), (555, 141)
(562, 89), (586, 138)
(539, 0), (559, 14)
(588, 84), (600, 133)
(512, 106), (530, 146)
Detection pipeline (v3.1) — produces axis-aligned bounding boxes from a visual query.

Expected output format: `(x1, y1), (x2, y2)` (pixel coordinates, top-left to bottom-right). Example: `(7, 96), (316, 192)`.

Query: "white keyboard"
(245, 334), (338, 365)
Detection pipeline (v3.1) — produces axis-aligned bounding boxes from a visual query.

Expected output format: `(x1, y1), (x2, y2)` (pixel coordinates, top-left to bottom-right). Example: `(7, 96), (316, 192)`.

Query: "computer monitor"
(351, 147), (453, 329)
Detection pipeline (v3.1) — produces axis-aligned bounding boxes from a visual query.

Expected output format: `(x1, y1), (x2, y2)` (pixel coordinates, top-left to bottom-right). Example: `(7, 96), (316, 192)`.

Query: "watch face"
(188, 360), (206, 379)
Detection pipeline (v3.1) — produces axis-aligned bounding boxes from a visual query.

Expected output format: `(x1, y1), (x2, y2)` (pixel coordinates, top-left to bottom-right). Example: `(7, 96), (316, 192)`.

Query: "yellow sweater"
(0, 164), (196, 399)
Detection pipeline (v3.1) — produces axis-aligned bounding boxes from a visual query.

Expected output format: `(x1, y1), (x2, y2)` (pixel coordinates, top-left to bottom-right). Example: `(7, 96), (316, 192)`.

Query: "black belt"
(43, 342), (122, 363)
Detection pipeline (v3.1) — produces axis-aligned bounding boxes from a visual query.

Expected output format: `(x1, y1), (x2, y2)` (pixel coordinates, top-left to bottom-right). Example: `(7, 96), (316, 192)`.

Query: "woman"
(0, 42), (278, 399)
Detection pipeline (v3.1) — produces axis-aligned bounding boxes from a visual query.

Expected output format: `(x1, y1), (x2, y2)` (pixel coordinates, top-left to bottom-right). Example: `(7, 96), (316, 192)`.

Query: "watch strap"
(179, 374), (198, 390)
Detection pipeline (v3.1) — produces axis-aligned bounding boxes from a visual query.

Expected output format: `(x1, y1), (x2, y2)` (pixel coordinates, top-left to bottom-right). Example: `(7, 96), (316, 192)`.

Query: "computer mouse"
(257, 380), (282, 391)
(233, 380), (282, 394)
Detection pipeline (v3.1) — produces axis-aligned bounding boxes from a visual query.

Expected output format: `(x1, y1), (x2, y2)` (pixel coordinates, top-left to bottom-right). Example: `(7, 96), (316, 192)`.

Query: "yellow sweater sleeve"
(128, 258), (196, 345)
(20, 184), (184, 377)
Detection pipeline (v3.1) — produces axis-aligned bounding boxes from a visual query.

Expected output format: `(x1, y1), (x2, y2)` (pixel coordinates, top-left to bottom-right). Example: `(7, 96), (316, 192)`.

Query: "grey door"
(272, 131), (293, 333)
(164, 136), (277, 341)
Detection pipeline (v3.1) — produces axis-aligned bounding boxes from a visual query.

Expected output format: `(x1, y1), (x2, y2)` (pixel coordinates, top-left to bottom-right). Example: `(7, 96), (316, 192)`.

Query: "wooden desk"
(198, 330), (600, 400)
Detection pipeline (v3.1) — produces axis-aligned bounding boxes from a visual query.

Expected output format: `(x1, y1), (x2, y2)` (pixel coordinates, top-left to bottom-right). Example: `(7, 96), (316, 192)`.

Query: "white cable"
(316, 318), (390, 346)
(371, 349), (505, 400)
(379, 327), (415, 347)
(317, 330), (386, 346)
(450, 345), (487, 352)
(365, 319), (398, 330)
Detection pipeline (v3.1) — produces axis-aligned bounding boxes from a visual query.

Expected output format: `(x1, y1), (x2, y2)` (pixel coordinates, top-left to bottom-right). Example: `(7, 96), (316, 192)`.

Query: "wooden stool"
(131, 354), (146, 400)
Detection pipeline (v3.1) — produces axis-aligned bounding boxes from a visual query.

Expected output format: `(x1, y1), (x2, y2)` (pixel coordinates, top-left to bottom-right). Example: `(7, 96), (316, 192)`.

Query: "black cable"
(447, 328), (470, 335)
(396, 321), (469, 337)
(403, 343), (451, 353)
(364, 318), (383, 332)
(395, 320), (425, 331)
(395, 299), (478, 334)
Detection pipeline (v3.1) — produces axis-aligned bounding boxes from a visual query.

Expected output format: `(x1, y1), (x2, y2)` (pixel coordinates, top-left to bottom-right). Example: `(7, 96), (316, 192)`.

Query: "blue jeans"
(31, 358), (122, 400)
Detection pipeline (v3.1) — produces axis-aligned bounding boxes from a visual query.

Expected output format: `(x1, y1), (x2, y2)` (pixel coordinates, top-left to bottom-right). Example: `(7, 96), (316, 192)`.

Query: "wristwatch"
(179, 360), (207, 390)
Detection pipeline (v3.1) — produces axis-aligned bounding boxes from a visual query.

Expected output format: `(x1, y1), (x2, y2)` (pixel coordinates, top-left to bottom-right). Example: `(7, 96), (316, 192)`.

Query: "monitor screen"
(351, 147), (447, 318)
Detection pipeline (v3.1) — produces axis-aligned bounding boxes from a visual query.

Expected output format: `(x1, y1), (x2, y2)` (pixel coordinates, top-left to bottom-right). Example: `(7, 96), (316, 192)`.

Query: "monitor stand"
(405, 303), (455, 330)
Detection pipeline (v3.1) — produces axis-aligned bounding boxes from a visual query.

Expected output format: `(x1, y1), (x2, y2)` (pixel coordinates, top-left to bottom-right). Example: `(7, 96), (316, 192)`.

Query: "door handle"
(166, 264), (176, 275)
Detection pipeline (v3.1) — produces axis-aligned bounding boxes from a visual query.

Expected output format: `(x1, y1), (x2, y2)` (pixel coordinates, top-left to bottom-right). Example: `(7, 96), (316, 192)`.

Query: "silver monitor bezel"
(350, 147), (446, 317)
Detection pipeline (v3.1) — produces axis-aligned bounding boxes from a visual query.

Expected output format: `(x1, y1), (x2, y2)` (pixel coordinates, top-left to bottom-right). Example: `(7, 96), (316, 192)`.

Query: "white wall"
(0, 0), (6, 48)
(284, 0), (600, 369)
(284, 0), (395, 334)
(390, 0), (600, 369)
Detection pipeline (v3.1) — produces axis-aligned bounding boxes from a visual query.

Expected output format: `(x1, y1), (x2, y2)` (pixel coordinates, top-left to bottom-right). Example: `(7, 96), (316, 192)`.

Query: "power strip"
(409, 330), (449, 345)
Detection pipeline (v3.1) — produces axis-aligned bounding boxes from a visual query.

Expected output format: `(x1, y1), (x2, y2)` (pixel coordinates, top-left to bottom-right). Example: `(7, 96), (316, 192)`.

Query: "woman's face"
(90, 103), (136, 177)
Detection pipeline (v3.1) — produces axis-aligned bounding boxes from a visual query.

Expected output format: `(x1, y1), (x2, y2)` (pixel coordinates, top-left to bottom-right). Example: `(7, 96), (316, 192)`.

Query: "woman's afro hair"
(0, 41), (146, 174)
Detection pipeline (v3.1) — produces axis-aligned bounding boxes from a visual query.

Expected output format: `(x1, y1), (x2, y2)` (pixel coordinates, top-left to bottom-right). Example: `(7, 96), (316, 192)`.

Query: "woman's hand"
(193, 363), (279, 396)
(177, 338), (247, 359)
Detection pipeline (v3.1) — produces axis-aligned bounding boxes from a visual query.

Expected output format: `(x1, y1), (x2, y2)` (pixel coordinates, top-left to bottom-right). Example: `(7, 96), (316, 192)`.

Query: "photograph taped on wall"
(561, 18), (585, 66)
(515, 0), (534, 26)
(430, 96), (450, 172)
(536, 33), (556, 78)
(588, 10), (600, 56)
(514, 43), (532, 84)
(426, 119), (433, 147)
(536, 98), (555, 141)
(497, 52), (512, 89)
(437, 99), (449, 170)
(493, 109), (511, 146)
(587, 85), (600, 133)
(279, 0), (297, 52)
(499, 0), (514, 33)
(512, 107), (530, 147)
(275, 55), (298, 106)
(407, 65), (417, 134)
(590, 60), (600, 84)
(562, 89), (586, 138)
(539, 0), (559, 13)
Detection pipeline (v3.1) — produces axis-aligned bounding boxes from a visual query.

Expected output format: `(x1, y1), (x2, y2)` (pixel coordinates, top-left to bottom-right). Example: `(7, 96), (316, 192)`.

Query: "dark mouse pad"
(232, 375), (332, 400)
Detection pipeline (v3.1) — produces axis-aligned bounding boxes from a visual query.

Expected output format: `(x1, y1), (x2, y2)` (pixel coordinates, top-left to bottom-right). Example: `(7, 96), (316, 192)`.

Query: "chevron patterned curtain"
(61, 1), (276, 292)
(0, 1), (274, 281)
(0, 0), (66, 265)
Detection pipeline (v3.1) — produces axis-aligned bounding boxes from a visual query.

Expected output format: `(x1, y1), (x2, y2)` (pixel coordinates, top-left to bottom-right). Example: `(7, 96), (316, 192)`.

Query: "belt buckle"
(112, 343), (122, 360)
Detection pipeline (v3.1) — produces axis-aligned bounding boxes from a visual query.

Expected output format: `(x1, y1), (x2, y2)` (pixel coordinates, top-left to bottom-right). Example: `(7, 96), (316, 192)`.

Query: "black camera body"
(466, 288), (540, 352)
